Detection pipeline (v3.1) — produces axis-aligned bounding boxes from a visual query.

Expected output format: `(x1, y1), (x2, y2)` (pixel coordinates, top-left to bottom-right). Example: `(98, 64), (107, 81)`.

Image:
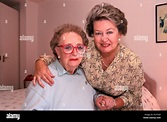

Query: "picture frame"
(155, 3), (167, 43)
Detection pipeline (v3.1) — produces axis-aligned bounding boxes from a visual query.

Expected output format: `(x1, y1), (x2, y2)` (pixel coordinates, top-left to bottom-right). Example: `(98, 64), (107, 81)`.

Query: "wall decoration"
(155, 3), (167, 43)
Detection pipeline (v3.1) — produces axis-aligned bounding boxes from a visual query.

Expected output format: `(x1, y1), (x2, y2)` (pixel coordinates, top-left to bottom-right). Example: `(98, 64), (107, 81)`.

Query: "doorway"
(0, 2), (19, 90)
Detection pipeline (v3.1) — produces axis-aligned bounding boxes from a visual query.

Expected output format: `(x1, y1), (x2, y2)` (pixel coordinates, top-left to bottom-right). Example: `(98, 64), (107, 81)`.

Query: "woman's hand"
(95, 95), (115, 110)
(32, 59), (55, 88)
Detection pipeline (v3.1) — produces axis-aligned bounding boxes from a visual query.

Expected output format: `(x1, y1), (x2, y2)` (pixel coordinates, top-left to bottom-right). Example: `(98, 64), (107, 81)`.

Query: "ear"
(55, 47), (60, 56)
(119, 33), (123, 38)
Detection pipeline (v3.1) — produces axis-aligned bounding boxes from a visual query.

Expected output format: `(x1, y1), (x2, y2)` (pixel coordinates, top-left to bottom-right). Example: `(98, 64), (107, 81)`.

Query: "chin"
(69, 63), (80, 67)
(101, 50), (111, 54)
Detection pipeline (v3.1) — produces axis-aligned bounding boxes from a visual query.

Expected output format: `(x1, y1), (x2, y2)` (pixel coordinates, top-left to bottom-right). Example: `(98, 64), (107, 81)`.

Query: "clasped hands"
(94, 95), (115, 110)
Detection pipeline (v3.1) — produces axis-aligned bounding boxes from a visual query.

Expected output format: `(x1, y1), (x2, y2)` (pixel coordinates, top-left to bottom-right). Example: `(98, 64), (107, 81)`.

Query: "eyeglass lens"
(58, 44), (85, 54)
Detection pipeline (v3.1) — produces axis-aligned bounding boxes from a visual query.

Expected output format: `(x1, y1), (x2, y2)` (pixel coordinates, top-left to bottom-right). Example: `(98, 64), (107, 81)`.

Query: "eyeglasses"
(57, 44), (86, 54)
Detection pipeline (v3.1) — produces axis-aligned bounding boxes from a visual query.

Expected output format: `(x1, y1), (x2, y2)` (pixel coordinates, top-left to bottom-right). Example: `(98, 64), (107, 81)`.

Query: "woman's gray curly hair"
(50, 23), (89, 58)
(85, 2), (128, 37)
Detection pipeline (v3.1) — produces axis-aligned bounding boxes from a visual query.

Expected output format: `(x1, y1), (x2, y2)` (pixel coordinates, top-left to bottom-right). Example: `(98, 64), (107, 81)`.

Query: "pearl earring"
(118, 38), (121, 41)
(58, 56), (60, 59)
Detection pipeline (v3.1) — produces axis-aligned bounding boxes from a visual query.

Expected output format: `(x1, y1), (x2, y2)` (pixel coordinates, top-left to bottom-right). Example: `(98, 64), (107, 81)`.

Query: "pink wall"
(19, 1), (38, 88)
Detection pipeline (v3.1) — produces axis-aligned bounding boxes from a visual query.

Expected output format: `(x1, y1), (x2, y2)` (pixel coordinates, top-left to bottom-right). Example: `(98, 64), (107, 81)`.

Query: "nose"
(101, 33), (108, 42)
(71, 47), (78, 55)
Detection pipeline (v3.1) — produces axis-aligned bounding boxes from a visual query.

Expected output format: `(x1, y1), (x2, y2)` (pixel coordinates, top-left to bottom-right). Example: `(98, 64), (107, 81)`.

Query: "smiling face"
(55, 32), (84, 74)
(93, 20), (122, 54)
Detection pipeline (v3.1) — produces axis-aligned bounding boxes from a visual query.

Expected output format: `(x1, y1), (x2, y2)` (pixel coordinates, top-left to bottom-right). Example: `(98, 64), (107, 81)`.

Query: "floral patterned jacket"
(81, 41), (145, 110)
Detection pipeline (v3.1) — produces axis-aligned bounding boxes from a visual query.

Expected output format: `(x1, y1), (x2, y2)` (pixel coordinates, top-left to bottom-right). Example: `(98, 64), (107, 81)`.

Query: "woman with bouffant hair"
(85, 2), (127, 37)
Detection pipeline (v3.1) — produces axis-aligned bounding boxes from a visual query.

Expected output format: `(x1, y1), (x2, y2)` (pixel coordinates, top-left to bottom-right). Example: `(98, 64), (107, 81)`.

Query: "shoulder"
(48, 60), (59, 74)
(86, 40), (100, 58)
(120, 44), (141, 60)
(120, 44), (143, 67)
(27, 80), (51, 92)
(87, 40), (96, 51)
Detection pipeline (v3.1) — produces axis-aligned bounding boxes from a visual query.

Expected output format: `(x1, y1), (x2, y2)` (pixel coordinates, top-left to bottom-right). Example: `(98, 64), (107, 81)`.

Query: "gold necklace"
(101, 59), (109, 68)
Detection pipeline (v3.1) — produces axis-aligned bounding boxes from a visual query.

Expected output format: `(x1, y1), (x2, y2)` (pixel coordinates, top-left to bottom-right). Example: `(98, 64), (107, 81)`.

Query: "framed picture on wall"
(155, 3), (167, 43)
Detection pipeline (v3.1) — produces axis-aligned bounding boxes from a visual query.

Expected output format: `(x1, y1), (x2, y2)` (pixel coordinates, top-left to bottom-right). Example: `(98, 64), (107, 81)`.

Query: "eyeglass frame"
(56, 43), (87, 54)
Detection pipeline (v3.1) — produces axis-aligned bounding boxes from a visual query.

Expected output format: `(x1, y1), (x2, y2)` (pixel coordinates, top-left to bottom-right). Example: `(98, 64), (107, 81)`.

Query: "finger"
(32, 76), (37, 86)
(101, 103), (105, 107)
(45, 75), (54, 85)
(41, 74), (53, 86)
(96, 101), (104, 108)
(36, 76), (45, 88)
(47, 69), (55, 78)
(97, 104), (106, 110)
(100, 101), (105, 107)
(45, 70), (54, 84)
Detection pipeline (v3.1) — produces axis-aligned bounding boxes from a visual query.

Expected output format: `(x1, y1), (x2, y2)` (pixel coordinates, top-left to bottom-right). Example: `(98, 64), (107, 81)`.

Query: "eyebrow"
(94, 27), (115, 32)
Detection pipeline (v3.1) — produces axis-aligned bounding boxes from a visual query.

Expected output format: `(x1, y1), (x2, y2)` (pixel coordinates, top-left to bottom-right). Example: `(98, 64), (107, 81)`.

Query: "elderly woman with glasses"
(21, 24), (96, 110)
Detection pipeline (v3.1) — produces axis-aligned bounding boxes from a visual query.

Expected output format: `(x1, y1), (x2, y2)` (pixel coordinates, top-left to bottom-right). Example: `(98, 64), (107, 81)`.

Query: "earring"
(58, 56), (60, 59)
(118, 38), (121, 41)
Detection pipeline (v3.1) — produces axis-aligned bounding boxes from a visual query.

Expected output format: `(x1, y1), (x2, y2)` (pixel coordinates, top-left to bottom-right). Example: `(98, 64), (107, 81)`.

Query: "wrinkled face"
(93, 20), (122, 54)
(55, 32), (84, 70)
